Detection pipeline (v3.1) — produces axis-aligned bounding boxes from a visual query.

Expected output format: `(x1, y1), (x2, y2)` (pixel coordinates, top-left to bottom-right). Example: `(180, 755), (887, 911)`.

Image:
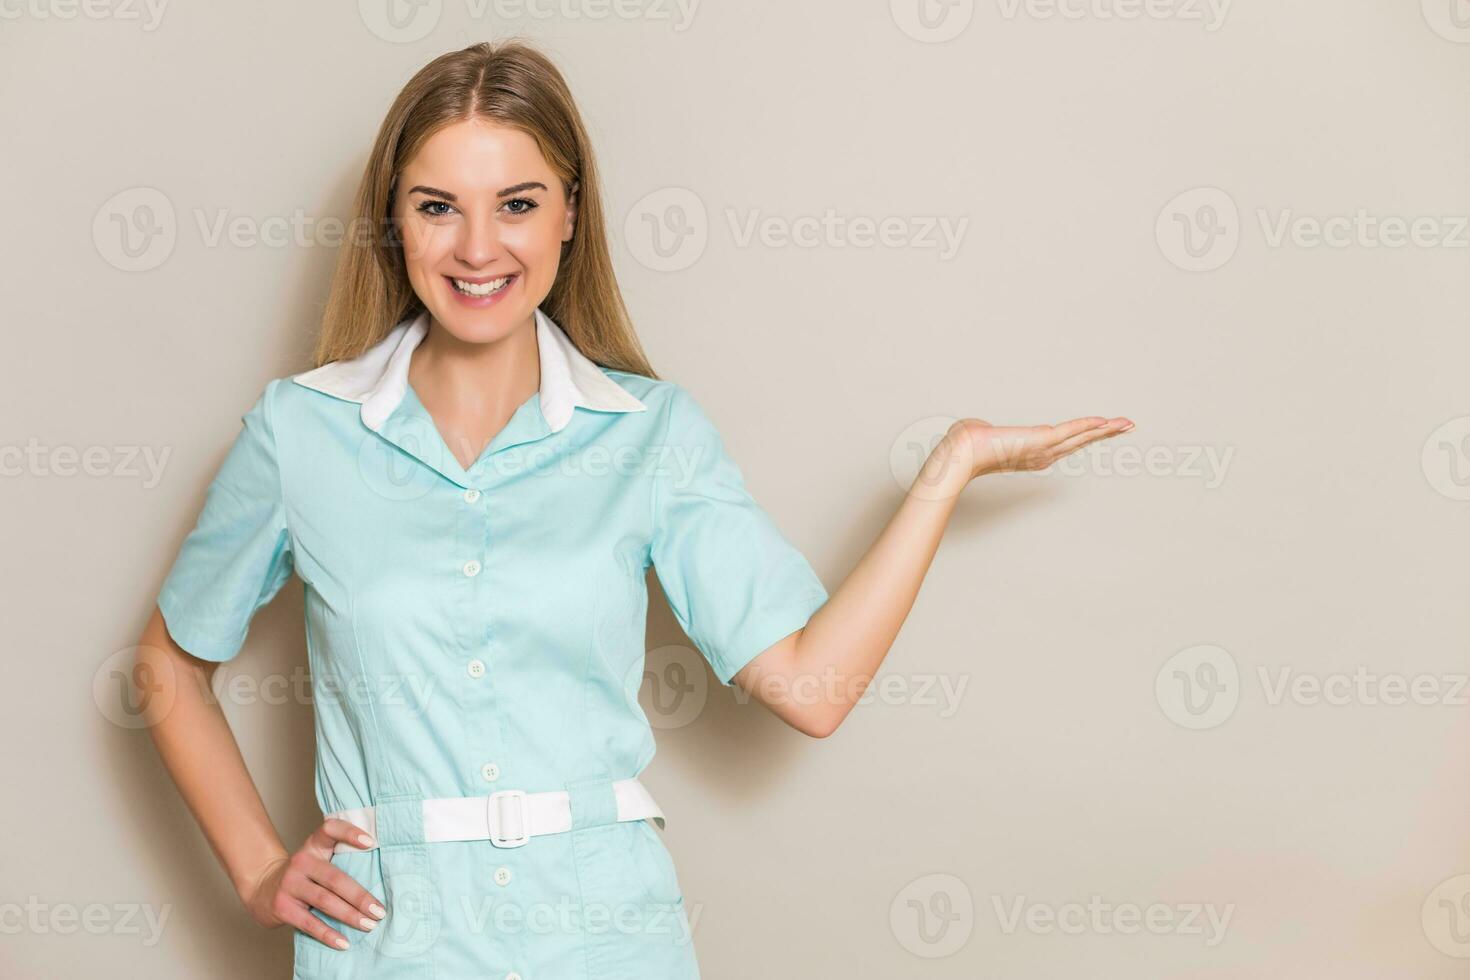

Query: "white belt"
(325, 777), (664, 853)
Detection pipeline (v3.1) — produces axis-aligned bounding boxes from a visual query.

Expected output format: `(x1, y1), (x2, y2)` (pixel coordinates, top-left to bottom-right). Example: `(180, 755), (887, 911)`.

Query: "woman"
(137, 39), (1132, 979)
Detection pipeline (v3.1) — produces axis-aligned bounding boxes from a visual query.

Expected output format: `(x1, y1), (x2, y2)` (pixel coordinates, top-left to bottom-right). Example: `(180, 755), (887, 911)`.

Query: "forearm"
(784, 456), (968, 736)
(138, 606), (289, 904)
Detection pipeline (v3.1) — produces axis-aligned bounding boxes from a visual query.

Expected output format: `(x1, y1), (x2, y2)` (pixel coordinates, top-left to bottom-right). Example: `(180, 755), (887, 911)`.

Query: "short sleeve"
(156, 378), (294, 663)
(649, 385), (828, 686)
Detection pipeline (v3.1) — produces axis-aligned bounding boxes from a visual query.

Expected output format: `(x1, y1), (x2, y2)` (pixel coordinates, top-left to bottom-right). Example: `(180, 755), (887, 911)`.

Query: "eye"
(502, 197), (539, 216)
(415, 200), (455, 217)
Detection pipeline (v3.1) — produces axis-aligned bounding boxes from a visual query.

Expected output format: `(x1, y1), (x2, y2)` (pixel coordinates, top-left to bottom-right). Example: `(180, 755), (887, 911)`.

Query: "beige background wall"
(4, 1), (1468, 976)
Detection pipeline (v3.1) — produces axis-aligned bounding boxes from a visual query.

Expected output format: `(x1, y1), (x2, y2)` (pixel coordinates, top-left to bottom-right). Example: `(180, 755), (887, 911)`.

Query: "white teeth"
(451, 275), (512, 296)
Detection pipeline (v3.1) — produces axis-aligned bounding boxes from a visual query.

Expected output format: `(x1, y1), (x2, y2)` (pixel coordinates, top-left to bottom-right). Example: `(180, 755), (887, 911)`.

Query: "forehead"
(401, 117), (554, 188)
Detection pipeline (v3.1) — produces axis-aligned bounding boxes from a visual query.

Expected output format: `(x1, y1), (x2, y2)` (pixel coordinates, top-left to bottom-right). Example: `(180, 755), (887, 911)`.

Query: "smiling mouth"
(447, 274), (516, 297)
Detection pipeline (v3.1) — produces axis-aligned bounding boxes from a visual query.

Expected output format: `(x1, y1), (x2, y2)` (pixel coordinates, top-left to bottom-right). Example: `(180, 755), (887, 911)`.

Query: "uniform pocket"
(290, 844), (439, 978)
(290, 847), (378, 979)
(573, 822), (698, 980)
(371, 845), (440, 964)
(628, 819), (685, 908)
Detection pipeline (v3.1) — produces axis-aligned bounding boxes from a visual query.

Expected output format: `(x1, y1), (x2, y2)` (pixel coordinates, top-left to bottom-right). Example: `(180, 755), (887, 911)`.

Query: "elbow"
(799, 707), (845, 740)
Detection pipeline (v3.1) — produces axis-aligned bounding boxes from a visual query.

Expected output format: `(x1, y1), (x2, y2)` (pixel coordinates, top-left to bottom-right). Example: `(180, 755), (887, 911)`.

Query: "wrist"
(232, 848), (289, 907)
(910, 435), (977, 500)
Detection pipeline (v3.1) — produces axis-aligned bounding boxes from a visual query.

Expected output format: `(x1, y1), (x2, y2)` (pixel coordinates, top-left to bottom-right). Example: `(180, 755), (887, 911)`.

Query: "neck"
(409, 314), (541, 416)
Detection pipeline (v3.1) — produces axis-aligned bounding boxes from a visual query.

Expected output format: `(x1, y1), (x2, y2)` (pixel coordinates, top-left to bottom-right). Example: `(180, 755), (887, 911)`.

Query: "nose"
(453, 209), (505, 271)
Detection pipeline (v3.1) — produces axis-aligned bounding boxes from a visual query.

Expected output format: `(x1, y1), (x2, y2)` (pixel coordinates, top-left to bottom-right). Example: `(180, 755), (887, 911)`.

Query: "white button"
(494, 866), (512, 886)
(467, 660), (486, 679)
(463, 488), (481, 503)
(481, 762), (501, 782)
(463, 559), (481, 577)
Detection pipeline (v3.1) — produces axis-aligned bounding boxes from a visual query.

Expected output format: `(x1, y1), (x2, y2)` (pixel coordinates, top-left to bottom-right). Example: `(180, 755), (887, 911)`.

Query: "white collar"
(290, 306), (646, 433)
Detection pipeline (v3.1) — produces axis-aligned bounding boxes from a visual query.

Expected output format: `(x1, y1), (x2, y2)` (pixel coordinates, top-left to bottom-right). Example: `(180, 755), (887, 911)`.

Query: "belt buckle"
(488, 789), (529, 847)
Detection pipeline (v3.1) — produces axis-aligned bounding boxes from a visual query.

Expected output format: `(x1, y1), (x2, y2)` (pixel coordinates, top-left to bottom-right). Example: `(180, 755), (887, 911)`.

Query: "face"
(391, 117), (576, 343)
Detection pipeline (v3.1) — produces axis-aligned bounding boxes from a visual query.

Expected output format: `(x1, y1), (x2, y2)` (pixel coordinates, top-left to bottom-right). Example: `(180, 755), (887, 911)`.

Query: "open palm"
(962, 416), (1134, 476)
(918, 416), (1135, 495)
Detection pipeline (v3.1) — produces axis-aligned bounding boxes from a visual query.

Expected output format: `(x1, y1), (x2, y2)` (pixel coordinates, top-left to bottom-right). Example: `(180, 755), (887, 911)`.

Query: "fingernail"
(359, 916), (377, 931)
(1119, 422), (1134, 432)
(358, 835), (376, 848)
(333, 936), (349, 950)
(368, 903), (387, 919)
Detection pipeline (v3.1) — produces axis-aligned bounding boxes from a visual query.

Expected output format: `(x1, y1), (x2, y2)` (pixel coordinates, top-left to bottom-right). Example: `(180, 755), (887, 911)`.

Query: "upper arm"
(647, 384), (828, 700)
(156, 378), (294, 664)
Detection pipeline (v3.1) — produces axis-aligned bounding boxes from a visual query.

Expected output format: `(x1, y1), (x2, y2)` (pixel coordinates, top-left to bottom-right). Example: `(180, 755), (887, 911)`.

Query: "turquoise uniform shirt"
(156, 307), (829, 979)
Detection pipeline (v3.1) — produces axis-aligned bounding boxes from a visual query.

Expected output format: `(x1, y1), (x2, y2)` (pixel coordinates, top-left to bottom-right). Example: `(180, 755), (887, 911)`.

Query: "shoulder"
(231, 376), (287, 434)
(599, 370), (717, 437)
(256, 368), (363, 429)
(224, 373), (355, 468)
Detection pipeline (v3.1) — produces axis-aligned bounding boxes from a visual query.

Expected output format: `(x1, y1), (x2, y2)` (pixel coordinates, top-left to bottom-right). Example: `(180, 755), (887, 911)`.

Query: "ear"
(562, 178), (579, 243)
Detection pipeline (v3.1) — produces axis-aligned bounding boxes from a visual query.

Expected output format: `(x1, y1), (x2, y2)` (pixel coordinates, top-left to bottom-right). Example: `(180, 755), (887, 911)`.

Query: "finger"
(1050, 419), (1132, 457)
(307, 819), (375, 860)
(295, 873), (380, 934)
(308, 860), (387, 926)
(281, 902), (350, 952)
(1047, 417), (1110, 445)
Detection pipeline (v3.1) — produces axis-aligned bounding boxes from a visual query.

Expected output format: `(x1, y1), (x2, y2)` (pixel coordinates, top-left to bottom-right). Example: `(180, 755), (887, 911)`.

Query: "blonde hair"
(312, 39), (658, 379)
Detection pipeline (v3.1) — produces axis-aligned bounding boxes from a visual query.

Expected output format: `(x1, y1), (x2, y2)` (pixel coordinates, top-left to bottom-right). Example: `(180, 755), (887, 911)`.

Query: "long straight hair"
(312, 39), (658, 379)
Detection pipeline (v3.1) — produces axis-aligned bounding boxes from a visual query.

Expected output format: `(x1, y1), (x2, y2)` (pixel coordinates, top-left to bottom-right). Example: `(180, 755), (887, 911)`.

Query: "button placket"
(455, 482), (518, 914)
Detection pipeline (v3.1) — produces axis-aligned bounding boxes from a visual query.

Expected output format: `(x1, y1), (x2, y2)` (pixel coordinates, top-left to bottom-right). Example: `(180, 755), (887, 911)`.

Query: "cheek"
(499, 221), (565, 275)
(399, 221), (455, 270)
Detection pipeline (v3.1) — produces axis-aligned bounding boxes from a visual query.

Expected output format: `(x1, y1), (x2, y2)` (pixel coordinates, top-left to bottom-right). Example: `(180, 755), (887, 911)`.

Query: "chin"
(430, 305), (525, 345)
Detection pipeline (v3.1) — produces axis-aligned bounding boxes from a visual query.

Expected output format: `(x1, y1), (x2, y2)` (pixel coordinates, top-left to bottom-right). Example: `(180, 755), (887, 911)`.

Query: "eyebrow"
(406, 181), (549, 202)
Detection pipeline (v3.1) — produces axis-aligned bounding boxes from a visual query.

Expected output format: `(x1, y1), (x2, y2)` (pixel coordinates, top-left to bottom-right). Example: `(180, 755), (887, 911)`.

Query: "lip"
(450, 273), (517, 284)
(444, 273), (518, 308)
